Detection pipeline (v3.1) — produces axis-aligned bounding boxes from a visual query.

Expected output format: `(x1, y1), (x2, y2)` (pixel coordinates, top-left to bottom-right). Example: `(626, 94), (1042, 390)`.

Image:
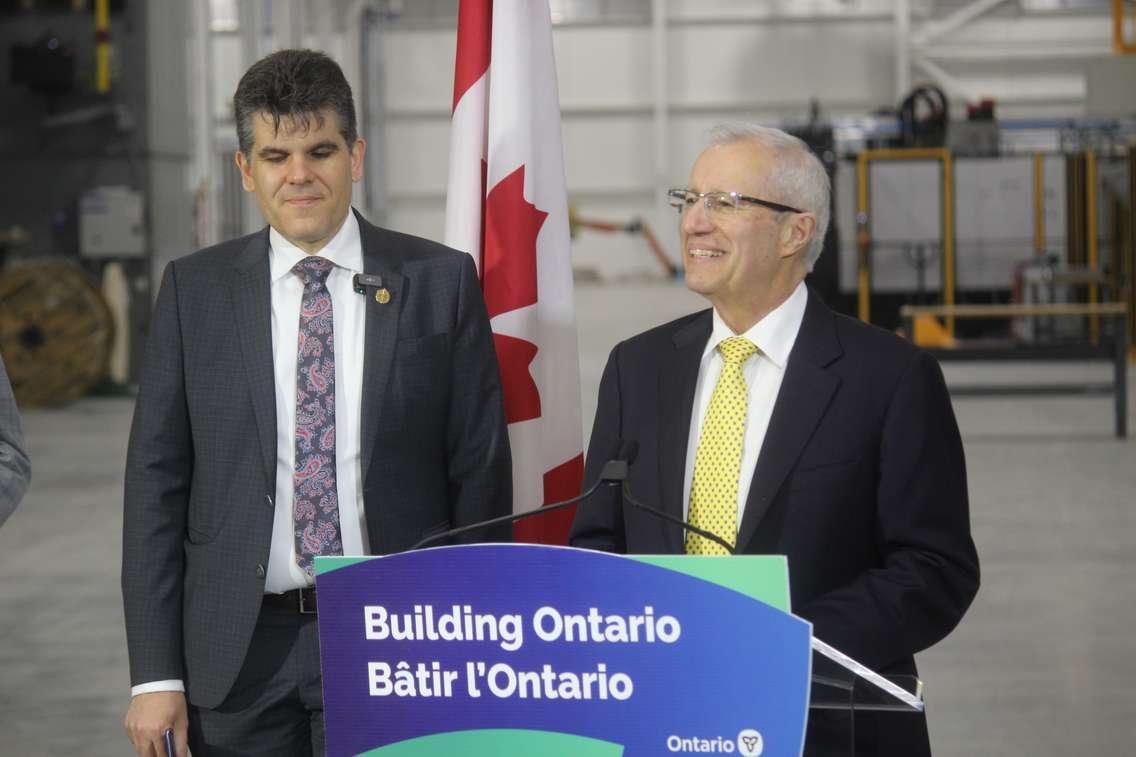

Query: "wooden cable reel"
(0, 260), (114, 407)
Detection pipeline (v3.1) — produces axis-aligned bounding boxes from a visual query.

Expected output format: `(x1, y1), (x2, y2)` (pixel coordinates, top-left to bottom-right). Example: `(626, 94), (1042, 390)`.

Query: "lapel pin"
(375, 288), (391, 304)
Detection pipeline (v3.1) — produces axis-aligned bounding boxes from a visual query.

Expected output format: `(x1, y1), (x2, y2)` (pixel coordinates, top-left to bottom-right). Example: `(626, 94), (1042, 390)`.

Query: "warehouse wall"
(376, 15), (896, 279)
(192, 1), (1126, 283)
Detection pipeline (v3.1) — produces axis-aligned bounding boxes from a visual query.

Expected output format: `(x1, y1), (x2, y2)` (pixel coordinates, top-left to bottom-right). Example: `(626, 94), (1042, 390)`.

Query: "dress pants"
(187, 604), (323, 756)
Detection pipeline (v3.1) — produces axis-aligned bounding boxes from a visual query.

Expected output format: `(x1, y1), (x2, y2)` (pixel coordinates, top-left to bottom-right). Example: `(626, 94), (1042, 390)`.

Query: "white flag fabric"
(445, 0), (583, 544)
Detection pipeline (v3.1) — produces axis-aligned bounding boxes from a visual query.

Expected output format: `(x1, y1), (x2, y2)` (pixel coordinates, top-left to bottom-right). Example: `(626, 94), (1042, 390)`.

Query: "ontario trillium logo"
(736, 728), (763, 756)
(664, 728), (764, 754)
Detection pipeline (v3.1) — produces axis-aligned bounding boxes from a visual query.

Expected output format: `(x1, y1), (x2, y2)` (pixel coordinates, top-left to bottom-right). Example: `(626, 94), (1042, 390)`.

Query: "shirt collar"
(268, 210), (363, 284)
(705, 281), (808, 370)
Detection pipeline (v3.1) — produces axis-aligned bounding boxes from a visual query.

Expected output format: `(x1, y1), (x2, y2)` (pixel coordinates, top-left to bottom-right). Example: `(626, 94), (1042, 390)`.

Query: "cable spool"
(0, 260), (114, 407)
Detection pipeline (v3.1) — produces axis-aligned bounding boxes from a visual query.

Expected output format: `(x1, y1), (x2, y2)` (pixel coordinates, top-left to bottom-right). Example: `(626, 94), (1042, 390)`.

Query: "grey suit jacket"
(122, 213), (512, 708)
(0, 352), (31, 527)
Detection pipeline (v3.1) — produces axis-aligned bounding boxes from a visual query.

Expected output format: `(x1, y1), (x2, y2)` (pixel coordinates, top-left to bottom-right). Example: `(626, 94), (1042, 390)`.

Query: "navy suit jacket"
(570, 289), (979, 756)
(122, 212), (511, 708)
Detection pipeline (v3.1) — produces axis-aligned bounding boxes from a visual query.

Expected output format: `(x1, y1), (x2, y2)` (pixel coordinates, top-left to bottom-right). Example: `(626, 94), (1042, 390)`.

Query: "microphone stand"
(410, 458), (629, 550)
(621, 481), (737, 555)
(410, 450), (737, 556)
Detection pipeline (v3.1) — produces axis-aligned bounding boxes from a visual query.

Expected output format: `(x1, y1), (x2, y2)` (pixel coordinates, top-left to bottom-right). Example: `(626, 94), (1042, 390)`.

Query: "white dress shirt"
(681, 281), (808, 531)
(264, 211), (370, 593)
(131, 212), (369, 697)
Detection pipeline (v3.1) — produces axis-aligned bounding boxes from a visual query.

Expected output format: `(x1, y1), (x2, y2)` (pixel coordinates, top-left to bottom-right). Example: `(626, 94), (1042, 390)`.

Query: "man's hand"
(124, 691), (188, 757)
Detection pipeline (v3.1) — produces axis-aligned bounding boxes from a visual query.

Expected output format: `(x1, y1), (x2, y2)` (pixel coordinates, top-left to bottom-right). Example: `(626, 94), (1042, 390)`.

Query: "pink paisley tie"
(292, 256), (342, 577)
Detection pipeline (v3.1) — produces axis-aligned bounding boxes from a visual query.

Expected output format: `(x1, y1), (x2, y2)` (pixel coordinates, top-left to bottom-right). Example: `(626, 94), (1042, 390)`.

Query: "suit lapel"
(230, 230), (277, 486)
(657, 311), (712, 553)
(356, 214), (406, 483)
(736, 290), (843, 551)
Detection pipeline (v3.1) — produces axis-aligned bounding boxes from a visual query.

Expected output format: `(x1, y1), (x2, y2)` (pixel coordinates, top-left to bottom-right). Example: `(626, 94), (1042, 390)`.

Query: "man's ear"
(780, 212), (817, 260)
(350, 138), (367, 183)
(235, 150), (255, 192)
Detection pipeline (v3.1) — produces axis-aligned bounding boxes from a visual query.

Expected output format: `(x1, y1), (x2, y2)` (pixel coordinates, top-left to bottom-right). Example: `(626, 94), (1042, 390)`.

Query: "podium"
(315, 545), (923, 757)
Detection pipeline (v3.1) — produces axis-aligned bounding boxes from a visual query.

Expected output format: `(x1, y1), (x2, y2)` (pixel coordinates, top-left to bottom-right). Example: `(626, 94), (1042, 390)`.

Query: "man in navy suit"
(123, 49), (510, 756)
(570, 125), (978, 756)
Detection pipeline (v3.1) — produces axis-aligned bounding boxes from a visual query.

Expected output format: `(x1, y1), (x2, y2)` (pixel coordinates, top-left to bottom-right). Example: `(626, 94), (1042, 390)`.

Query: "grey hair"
(707, 124), (831, 270)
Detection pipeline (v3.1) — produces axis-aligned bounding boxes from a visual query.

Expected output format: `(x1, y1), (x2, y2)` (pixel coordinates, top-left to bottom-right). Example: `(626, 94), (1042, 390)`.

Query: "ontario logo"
(665, 728), (764, 755)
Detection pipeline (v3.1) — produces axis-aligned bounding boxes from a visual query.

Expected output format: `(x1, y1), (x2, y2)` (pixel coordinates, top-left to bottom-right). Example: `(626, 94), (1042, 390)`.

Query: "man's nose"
(287, 156), (314, 183)
(681, 200), (714, 235)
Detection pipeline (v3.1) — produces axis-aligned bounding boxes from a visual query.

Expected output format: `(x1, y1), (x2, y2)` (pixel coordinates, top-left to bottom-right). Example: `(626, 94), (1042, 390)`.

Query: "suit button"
(255, 564), (266, 578)
(265, 494), (274, 508)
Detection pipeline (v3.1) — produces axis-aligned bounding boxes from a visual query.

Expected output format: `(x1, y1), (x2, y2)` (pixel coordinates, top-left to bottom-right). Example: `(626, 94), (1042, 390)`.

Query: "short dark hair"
(233, 49), (357, 156)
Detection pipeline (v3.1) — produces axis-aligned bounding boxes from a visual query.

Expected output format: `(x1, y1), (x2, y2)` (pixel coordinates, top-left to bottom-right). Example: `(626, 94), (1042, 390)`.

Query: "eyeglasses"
(666, 189), (803, 217)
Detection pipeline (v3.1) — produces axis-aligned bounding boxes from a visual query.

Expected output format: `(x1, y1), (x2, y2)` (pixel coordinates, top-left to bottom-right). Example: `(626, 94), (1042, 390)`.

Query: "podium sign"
(316, 545), (811, 756)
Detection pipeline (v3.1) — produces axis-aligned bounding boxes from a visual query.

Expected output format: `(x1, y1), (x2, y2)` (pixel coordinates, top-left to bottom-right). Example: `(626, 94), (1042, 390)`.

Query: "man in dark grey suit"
(570, 125), (978, 756)
(0, 351), (30, 527)
(122, 49), (511, 756)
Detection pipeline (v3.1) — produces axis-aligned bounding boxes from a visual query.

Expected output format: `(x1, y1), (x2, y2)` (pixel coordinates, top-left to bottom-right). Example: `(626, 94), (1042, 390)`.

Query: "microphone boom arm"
(409, 442), (735, 556)
(620, 481), (736, 555)
(410, 468), (617, 550)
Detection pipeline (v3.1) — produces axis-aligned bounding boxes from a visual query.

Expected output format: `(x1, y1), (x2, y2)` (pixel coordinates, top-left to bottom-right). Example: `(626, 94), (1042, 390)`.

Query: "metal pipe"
(1087, 150), (1099, 345)
(190, 0), (215, 248)
(894, 0), (910, 102)
(239, 0), (265, 235)
(942, 151), (956, 337)
(361, 6), (387, 224)
(856, 152), (871, 323)
(900, 302), (1127, 319)
(652, 0), (670, 267)
(95, 0), (110, 94)
(1108, 193), (1122, 304)
(1114, 0), (1136, 54)
(344, 1), (378, 219)
(859, 147), (950, 161)
(1129, 148), (1136, 355)
(1033, 153), (1045, 257)
(1066, 153), (1085, 268)
(1116, 312), (1127, 438)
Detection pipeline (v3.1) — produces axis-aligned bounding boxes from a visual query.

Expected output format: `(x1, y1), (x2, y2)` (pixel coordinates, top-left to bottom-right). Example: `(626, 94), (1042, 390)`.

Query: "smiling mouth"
(688, 248), (724, 259)
(285, 197), (322, 206)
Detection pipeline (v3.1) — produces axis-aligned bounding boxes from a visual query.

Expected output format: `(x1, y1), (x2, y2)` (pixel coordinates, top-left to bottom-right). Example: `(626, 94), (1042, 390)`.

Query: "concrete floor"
(1, 280), (1134, 755)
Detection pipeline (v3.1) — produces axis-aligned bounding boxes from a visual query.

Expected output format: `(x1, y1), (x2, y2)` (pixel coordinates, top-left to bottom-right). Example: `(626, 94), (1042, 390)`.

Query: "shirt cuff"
(131, 680), (185, 697)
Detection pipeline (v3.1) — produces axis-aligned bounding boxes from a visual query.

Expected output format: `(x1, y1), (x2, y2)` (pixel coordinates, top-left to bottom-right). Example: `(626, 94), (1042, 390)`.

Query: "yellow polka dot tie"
(686, 336), (759, 555)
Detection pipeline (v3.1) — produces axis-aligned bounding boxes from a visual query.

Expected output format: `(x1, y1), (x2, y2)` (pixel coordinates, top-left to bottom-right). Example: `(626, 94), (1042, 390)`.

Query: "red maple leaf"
(492, 333), (541, 424)
(483, 165), (545, 320)
(482, 164), (546, 426)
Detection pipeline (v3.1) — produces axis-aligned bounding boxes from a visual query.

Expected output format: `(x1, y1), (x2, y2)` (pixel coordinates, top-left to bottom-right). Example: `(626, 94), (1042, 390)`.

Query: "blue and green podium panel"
(316, 545), (811, 756)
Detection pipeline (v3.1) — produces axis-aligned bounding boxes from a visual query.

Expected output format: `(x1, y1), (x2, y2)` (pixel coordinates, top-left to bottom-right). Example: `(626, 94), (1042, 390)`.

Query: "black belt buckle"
(298, 587), (317, 614)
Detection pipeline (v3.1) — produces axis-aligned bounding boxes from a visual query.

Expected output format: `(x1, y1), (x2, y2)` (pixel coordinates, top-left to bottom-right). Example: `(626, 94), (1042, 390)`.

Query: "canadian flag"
(445, 0), (583, 544)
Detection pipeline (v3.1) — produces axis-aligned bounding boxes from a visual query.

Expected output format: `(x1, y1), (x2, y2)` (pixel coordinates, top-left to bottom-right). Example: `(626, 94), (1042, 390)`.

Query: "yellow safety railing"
(855, 147), (956, 335)
(1114, 0), (1136, 54)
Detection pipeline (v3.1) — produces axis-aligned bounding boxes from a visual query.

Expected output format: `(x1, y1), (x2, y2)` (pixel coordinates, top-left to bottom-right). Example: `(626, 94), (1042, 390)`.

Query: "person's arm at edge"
(0, 352), (31, 527)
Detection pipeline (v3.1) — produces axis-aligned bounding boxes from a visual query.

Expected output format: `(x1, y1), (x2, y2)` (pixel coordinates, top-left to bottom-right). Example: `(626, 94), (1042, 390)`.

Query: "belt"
(262, 587), (317, 614)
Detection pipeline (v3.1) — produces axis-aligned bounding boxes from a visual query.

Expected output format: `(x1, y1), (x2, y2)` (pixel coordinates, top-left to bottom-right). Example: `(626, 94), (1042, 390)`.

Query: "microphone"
(409, 441), (637, 550)
(352, 273), (383, 293)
